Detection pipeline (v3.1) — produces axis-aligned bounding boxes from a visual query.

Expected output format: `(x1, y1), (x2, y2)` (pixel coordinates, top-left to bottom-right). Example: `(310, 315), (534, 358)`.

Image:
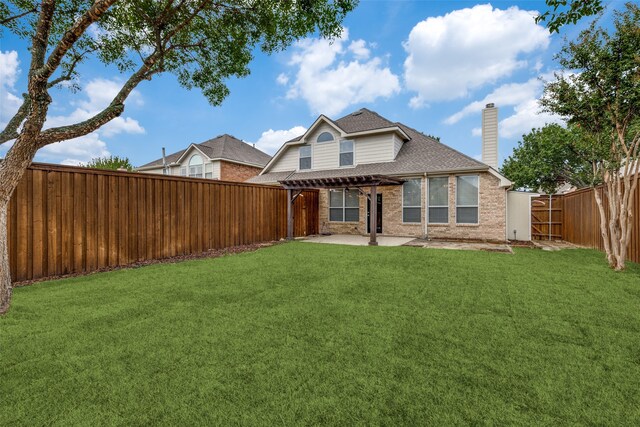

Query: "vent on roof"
(351, 111), (363, 116)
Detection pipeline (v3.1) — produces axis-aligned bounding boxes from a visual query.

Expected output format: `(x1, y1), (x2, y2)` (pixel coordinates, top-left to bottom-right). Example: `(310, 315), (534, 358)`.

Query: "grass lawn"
(1, 243), (639, 425)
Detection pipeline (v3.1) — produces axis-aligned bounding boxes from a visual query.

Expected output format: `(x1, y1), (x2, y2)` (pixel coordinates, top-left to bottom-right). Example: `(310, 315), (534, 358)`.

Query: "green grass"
(1, 243), (639, 425)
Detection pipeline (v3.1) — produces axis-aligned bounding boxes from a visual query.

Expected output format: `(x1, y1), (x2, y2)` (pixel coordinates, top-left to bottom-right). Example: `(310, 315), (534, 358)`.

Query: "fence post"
(548, 194), (552, 241)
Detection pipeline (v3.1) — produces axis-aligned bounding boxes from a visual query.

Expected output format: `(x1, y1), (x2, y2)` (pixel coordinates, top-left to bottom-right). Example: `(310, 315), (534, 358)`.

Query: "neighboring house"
(137, 134), (271, 182)
(248, 106), (513, 241)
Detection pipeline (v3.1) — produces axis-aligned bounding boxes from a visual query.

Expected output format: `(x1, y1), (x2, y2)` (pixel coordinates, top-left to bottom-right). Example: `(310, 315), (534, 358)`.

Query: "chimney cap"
(485, 103), (495, 108)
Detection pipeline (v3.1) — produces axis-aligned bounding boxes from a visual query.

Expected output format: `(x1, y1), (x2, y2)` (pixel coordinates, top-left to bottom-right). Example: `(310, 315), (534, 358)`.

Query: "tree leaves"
(536, 0), (604, 33)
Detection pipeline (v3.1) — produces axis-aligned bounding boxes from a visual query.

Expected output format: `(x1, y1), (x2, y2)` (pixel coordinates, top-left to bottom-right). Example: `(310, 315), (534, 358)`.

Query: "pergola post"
(287, 188), (293, 240)
(369, 184), (378, 246)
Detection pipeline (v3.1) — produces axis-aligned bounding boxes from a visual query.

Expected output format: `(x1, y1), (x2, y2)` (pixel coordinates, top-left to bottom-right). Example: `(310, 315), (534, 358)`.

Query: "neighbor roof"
(138, 134), (271, 169)
(249, 108), (494, 184)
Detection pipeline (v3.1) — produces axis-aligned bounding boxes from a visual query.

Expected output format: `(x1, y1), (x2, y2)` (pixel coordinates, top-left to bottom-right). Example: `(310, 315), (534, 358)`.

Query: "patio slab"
(301, 235), (415, 247)
(531, 240), (582, 251)
(405, 239), (513, 253)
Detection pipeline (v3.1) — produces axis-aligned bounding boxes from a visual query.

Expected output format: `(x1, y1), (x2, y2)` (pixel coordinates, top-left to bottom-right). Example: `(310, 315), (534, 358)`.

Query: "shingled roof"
(249, 108), (496, 184)
(138, 134), (271, 169)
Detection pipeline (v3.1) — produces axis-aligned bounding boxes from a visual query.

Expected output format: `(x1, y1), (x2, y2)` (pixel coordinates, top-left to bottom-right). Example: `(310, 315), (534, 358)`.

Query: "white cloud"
(445, 78), (543, 124)
(348, 40), (370, 60)
(0, 50), (22, 130)
(403, 4), (550, 106)
(276, 73), (289, 86)
(0, 50), (19, 88)
(499, 98), (563, 138)
(448, 75), (563, 139)
(254, 126), (307, 155)
(282, 28), (400, 116)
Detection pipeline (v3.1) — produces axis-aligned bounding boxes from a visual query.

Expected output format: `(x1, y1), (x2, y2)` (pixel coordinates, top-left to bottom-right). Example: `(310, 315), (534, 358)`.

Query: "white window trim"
(338, 139), (356, 168)
(427, 176), (450, 225)
(402, 178), (422, 224)
(455, 174), (480, 225)
(328, 189), (359, 223)
(316, 131), (335, 144)
(298, 144), (312, 171)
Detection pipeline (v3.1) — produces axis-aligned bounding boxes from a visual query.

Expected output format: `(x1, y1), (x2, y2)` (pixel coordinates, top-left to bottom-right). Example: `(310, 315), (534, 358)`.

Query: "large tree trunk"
(0, 198), (11, 315)
(594, 171), (638, 271)
(0, 135), (43, 315)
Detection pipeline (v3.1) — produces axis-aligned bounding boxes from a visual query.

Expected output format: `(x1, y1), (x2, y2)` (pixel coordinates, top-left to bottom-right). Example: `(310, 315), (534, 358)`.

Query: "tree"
(85, 155), (134, 171)
(540, 3), (640, 270)
(501, 124), (596, 195)
(0, 0), (356, 314)
(536, 0), (604, 33)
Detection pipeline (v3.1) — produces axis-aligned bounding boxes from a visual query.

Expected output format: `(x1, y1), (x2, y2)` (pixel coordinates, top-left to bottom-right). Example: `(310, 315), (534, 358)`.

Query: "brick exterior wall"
(427, 172), (506, 241)
(317, 172), (507, 241)
(220, 161), (263, 182)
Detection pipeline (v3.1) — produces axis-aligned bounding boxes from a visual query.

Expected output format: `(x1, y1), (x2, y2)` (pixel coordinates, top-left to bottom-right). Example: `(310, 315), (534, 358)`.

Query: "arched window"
(188, 154), (204, 178)
(317, 132), (334, 143)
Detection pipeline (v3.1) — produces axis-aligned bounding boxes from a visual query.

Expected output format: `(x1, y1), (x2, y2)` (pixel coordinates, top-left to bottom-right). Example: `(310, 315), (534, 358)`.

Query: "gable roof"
(138, 134), (271, 169)
(249, 108), (510, 186)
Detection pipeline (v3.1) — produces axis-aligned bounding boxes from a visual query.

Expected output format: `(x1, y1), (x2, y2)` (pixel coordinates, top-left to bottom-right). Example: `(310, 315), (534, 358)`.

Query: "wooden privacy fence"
(531, 176), (640, 263)
(7, 163), (319, 282)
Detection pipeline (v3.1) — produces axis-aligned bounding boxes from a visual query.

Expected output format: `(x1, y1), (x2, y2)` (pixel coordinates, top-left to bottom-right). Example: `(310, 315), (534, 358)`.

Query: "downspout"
(423, 173), (428, 239)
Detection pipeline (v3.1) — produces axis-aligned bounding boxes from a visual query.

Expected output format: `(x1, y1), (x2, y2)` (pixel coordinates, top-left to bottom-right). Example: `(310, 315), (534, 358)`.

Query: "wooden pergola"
(279, 175), (405, 246)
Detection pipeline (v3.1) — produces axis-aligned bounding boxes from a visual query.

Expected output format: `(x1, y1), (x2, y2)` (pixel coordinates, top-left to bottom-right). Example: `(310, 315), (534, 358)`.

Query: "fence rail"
(7, 163), (318, 282)
(531, 177), (640, 263)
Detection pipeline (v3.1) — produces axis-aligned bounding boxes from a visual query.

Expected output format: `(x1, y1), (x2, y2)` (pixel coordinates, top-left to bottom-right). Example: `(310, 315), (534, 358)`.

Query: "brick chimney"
(481, 103), (498, 169)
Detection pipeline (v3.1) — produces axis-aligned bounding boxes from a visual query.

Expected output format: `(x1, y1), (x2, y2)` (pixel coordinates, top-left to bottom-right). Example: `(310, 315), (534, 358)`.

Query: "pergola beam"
(280, 174), (404, 245)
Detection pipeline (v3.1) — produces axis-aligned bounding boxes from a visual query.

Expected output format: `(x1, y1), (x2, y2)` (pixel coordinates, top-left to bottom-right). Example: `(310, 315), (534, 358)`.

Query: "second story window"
(340, 140), (354, 167)
(299, 145), (311, 170)
(317, 132), (334, 143)
(188, 154), (204, 178)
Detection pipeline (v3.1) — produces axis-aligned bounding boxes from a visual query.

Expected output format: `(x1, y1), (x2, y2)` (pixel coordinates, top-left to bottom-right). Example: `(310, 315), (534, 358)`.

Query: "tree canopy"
(85, 155), (134, 171)
(500, 124), (595, 194)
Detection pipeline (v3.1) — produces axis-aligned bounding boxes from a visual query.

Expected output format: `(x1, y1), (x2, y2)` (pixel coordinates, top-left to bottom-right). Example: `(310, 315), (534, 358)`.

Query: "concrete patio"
(405, 239), (513, 253)
(301, 234), (515, 252)
(301, 235), (415, 247)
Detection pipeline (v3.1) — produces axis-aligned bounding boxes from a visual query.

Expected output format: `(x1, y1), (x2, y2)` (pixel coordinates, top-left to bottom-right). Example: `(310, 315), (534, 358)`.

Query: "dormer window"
(299, 145), (312, 170)
(339, 140), (354, 167)
(317, 132), (334, 143)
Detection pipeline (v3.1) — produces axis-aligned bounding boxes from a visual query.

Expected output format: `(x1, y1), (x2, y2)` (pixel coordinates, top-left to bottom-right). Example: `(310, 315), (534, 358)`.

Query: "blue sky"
(0, 1), (623, 167)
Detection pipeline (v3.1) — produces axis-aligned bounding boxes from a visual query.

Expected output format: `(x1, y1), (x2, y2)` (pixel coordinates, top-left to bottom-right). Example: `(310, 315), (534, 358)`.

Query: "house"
(248, 105), (513, 242)
(137, 134), (271, 182)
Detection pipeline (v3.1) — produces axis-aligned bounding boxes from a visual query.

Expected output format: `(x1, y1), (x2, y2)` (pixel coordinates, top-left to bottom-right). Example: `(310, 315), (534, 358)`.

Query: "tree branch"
(36, 53), (160, 147)
(0, 97), (30, 144)
(36, 0), (118, 81)
(0, 6), (38, 26)
(36, 103), (125, 147)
